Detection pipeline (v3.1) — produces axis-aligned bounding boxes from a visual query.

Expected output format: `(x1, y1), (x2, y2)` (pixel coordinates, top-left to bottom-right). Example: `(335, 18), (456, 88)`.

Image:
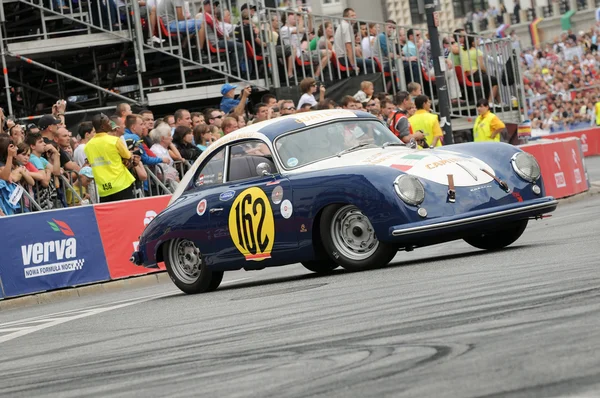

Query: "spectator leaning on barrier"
(204, 108), (224, 131)
(149, 123), (180, 186)
(124, 114), (168, 167)
(280, 100), (296, 116)
(173, 126), (201, 162)
(55, 126), (81, 174)
(8, 124), (24, 145)
(163, 114), (176, 127)
(473, 98), (506, 142)
(66, 165), (94, 206)
(409, 95), (443, 148)
(85, 114), (136, 203)
(190, 112), (204, 128)
(73, 121), (94, 167)
(26, 132), (59, 210)
(222, 117), (239, 135)
(193, 124), (213, 151)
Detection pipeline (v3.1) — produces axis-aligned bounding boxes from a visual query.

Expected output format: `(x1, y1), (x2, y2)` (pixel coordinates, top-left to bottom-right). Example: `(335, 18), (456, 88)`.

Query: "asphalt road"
(1, 196), (600, 398)
(585, 155), (600, 183)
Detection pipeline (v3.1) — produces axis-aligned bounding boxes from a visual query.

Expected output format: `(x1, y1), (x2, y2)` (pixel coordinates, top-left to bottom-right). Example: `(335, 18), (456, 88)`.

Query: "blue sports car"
(131, 110), (558, 294)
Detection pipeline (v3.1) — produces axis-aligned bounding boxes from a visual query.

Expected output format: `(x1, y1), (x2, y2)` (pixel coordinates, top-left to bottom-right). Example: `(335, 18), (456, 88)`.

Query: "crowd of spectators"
(516, 24), (600, 136)
(0, 74), (446, 216)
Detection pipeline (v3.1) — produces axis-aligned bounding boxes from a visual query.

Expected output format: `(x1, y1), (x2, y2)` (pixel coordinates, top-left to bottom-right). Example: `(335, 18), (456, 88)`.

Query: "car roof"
(225, 109), (376, 143)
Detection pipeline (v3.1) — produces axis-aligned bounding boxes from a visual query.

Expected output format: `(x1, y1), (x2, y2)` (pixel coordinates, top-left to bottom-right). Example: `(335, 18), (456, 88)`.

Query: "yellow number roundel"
(228, 187), (275, 261)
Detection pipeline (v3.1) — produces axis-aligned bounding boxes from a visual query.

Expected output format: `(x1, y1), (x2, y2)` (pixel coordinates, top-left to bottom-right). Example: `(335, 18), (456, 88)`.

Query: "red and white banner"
(520, 138), (589, 199)
(94, 195), (171, 279)
(540, 128), (600, 157)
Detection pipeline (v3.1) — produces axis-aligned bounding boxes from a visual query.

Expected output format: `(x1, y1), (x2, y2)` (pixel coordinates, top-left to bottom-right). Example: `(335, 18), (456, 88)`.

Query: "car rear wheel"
(321, 204), (397, 272)
(163, 239), (224, 294)
(463, 219), (528, 251)
(301, 261), (339, 274)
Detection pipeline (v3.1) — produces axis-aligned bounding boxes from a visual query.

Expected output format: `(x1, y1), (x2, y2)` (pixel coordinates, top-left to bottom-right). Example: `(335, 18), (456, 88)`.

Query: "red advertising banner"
(545, 129), (600, 157)
(94, 195), (171, 279)
(520, 138), (589, 199)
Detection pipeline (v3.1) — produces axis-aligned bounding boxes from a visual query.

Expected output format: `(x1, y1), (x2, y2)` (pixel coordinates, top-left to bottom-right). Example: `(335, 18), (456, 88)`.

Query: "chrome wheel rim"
(168, 239), (201, 284)
(330, 205), (379, 261)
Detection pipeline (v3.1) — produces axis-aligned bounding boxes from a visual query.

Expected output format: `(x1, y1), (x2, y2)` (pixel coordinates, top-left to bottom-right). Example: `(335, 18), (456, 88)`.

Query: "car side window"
(227, 140), (277, 183)
(195, 147), (225, 187)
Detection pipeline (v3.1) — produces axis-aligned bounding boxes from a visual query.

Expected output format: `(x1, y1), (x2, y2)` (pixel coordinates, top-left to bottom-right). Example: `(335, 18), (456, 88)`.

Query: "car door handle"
(210, 208), (224, 214)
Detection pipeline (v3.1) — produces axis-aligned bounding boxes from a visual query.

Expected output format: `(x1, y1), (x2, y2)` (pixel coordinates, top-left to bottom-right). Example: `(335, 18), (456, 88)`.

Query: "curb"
(557, 182), (600, 205)
(0, 271), (171, 312)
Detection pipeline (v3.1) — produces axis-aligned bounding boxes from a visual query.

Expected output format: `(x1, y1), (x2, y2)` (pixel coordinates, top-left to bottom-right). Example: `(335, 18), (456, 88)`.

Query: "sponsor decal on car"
(271, 186), (283, 204)
(228, 187), (275, 261)
(196, 199), (207, 216)
(280, 200), (293, 219)
(220, 190), (236, 201)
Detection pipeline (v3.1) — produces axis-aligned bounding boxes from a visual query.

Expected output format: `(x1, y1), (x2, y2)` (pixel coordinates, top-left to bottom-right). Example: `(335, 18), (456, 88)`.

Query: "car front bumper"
(389, 197), (558, 240)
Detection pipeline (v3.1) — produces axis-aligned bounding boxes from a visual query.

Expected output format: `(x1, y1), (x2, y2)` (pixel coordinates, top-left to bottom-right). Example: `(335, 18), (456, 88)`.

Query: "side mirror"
(256, 162), (273, 177)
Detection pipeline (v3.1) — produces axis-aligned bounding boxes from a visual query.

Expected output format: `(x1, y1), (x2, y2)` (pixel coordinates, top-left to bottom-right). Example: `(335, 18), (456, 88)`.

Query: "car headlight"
(394, 175), (425, 206)
(511, 152), (541, 183)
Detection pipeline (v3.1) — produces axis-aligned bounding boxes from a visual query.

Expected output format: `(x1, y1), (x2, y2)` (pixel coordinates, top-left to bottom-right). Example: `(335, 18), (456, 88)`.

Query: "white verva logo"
(144, 211), (157, 227)
(21, 238), (83, 279)
(134, 210), (158, 251)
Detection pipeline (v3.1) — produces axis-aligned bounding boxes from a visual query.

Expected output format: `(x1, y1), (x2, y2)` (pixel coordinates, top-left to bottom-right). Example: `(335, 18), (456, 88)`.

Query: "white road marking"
(0, 277), (249, 344)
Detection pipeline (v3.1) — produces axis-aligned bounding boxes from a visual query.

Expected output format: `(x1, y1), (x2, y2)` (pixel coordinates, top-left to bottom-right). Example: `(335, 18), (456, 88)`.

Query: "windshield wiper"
(336, 143), (375, 157)
(382, 141), (405, 148)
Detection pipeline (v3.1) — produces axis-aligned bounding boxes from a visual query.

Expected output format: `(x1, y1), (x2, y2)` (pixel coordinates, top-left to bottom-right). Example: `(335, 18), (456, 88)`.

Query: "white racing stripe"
(0, 277), (249, 344)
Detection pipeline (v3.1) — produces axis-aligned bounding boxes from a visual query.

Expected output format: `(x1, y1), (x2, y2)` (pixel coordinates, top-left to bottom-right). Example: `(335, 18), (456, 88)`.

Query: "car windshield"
(275, 119), (401, 169)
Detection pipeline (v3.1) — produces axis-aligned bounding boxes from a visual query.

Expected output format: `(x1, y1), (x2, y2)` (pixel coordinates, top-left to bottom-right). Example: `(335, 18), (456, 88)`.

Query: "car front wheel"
(163, 239), (223, 294)
(320, 204), (397, 272)
(463, 219), (528, 251)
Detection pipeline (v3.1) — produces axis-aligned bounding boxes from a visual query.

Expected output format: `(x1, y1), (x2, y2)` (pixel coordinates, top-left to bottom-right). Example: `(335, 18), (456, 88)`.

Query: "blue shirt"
(196, 144), (207, 152)
(403, 41), (417, 57)
(220, 97), (240, 114)
(123, 130), (162, 166)
(29, 153), (49, 171)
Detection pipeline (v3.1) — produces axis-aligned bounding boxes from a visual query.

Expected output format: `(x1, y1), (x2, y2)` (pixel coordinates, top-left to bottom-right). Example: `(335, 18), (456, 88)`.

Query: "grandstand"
(0, 0), (529, 132)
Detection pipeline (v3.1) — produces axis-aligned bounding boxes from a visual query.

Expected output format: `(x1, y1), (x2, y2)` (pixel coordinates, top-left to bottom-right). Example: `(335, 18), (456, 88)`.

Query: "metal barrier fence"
(9, 159), (192, 213)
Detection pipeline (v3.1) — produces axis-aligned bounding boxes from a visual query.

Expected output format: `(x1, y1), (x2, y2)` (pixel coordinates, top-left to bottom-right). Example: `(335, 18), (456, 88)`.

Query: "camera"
(272, 106), (280, 113)
(250, 85), (260, 94)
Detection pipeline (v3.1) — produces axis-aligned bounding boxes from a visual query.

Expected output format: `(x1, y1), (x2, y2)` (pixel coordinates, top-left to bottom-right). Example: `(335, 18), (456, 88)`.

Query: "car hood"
(293, 147), (496, 187)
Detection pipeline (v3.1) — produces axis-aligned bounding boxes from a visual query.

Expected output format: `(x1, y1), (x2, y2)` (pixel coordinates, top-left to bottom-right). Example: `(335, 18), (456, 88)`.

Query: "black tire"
(163, 239), (223, 294)
(320, 204), (397, 272)
(301, 261), (339, 274)
(463, 219), (528, 251)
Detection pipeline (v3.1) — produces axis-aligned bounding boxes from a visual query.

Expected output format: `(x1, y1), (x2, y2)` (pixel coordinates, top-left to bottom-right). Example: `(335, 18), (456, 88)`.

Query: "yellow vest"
(473, 111), (500, 142)
(84, 133), (135, 197)
(409, 110), (443, 147)
(595, 102), (600, 126)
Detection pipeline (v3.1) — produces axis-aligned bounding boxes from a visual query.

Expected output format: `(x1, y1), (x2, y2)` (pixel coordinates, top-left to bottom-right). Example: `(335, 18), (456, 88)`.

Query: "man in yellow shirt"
(409, 95), (443, 147)
(473, 99), (506, 142)
(84, 113), (135, 202)
(594, 98), (600, 126)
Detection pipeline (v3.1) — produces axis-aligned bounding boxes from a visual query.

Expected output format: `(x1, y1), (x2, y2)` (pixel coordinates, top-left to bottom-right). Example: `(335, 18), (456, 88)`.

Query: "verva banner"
(521, 138), (589, 199)
(0, 207), (110, 298)
(94, 196), (171, 279)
